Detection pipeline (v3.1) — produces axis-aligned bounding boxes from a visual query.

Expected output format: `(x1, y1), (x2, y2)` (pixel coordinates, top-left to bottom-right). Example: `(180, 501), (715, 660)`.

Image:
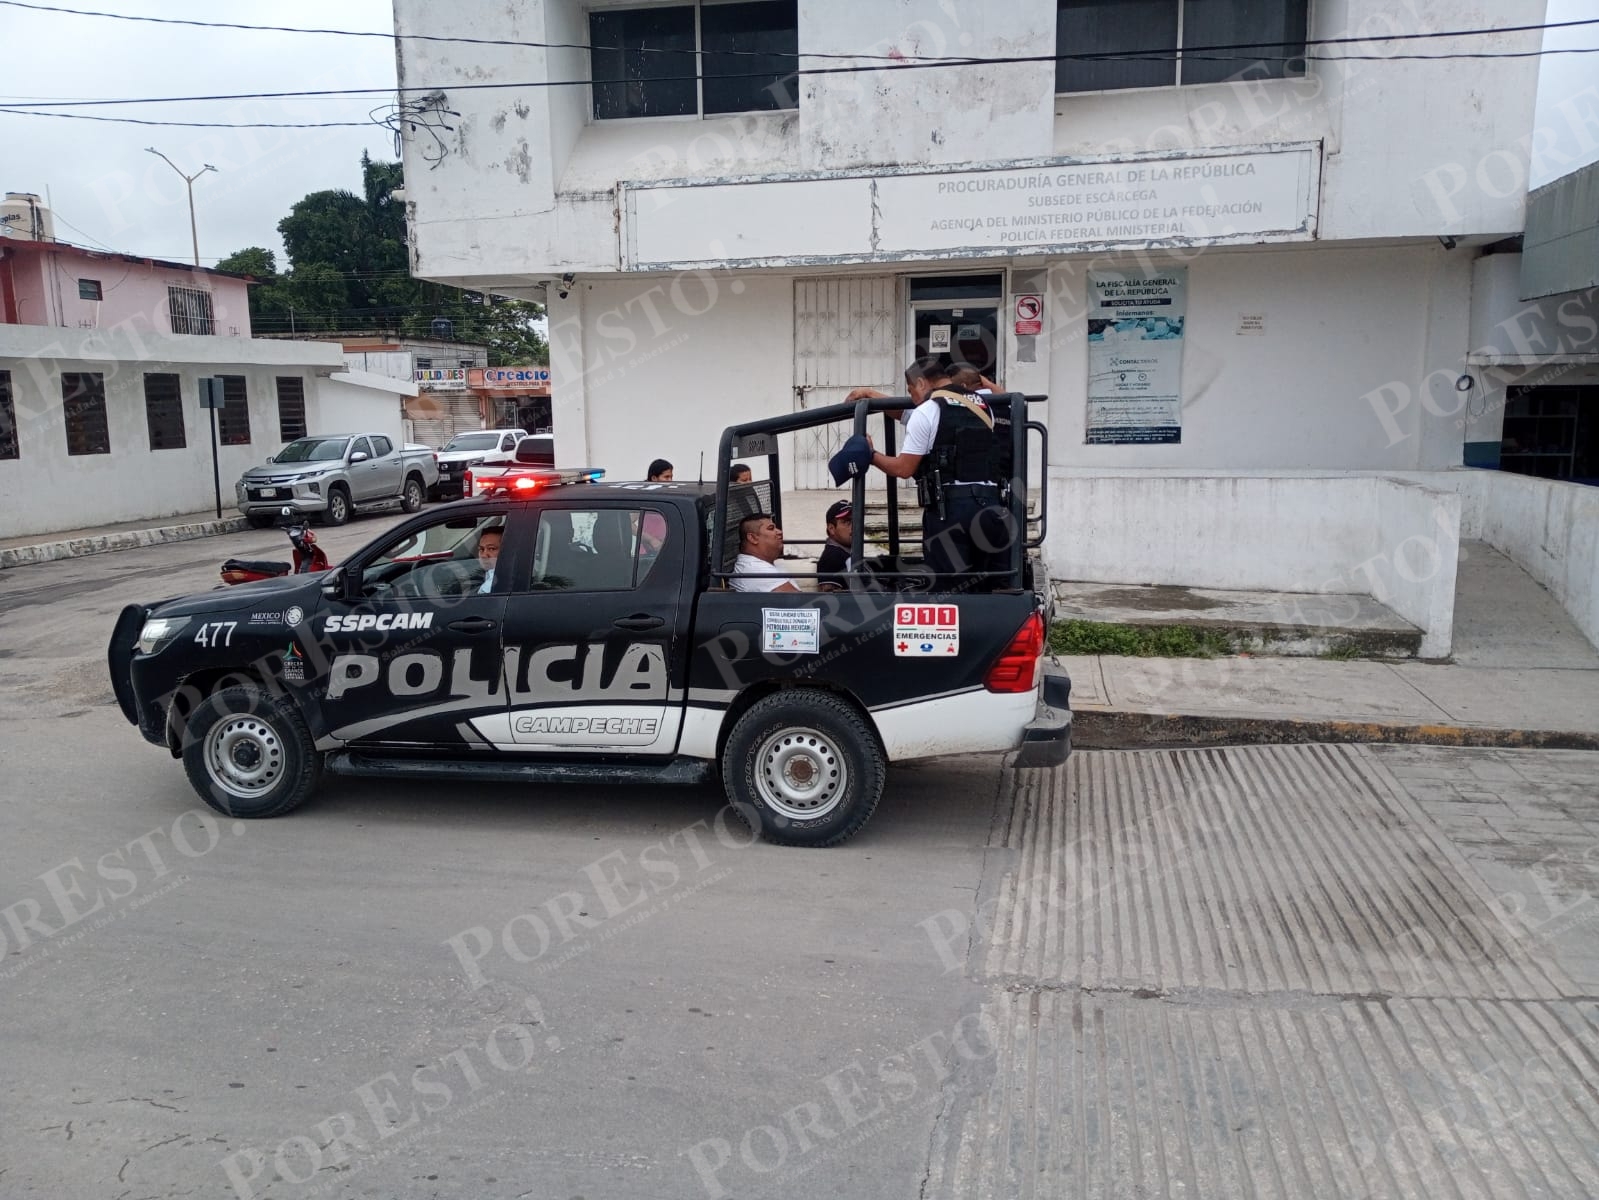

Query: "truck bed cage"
(712, 394), (1048, 592)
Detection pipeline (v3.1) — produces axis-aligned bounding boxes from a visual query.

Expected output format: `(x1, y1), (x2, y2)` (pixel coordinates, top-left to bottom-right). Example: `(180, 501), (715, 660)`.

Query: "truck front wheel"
(720, 690), (885, 847)
(323, 485), (351, 526)
(181, 684), (323, 818)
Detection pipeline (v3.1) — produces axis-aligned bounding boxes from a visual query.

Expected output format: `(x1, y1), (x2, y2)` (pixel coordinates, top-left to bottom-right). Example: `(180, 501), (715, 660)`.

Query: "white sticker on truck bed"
(893, 604), (960, 656)
(762, 607), (820, 654)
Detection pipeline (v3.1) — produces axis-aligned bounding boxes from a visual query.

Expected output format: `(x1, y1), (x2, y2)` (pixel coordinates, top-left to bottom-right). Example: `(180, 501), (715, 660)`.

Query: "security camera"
(555, 272), (575, 301)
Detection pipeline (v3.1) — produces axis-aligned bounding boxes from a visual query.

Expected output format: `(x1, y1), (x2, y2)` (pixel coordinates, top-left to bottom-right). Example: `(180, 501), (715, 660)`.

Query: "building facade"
(0, 212), (412, 539)
(391, 0), (1599, 654)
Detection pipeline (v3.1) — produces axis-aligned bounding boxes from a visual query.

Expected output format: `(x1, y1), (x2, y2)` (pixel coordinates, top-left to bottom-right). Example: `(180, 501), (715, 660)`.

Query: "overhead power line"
(2, 0), (1594, 63)
(0, 0), (950, 62)
(0, 14), (1595, 128)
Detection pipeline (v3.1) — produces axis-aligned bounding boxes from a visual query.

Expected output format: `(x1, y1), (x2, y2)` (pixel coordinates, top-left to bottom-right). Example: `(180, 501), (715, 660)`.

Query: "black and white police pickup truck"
(108, 398), (1069, 846)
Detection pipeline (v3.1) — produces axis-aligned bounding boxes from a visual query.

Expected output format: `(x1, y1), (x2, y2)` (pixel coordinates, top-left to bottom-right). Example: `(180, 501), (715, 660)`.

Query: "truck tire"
(401, 475), (425, 513)
(181, 683), (323, 819)
(720, 690), (885, 847)
(323, 484), (351, 526)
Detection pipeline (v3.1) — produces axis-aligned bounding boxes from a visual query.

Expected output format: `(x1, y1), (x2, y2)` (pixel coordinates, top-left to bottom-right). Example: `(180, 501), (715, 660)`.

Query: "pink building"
(0, 237), (254, 338)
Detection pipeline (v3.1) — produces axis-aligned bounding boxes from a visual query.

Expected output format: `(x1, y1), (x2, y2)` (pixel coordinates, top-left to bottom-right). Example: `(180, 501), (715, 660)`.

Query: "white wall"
(394, 0), (1546, 284)
(1043, 242), (1475, 470)
(1045, 470), (1461, 656)
(546, 273), (795, 480)
(0, 327), (345, 538)
(311, 380), (404, 448)
(0, 359), (314, 538)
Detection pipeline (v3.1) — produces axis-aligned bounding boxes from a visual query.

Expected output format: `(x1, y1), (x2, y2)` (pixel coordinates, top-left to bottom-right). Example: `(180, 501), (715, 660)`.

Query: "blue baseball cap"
(828, 435), (872, 487)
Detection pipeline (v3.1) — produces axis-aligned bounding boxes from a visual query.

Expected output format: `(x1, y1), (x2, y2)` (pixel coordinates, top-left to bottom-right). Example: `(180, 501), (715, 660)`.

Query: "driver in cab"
(473, 528), (502, 593)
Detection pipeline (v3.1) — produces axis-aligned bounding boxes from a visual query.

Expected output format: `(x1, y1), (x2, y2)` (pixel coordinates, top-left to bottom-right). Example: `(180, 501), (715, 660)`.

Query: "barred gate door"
(792, 277), (898, 490)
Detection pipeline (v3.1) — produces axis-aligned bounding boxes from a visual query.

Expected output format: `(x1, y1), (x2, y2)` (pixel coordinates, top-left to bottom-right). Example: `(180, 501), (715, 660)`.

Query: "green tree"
(223, 152), (547, 362)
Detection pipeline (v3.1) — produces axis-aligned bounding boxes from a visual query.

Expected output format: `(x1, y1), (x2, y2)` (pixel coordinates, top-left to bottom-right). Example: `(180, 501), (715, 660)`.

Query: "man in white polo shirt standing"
(731, 512), (799, 593)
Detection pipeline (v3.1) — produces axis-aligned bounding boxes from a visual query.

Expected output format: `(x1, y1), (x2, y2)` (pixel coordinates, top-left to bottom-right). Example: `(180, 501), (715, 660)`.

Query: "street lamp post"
(145, 147), (217, 267)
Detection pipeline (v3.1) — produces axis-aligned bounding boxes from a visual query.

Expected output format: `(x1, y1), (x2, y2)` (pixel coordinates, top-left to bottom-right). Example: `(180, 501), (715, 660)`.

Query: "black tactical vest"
(915, 390), (1002, 485)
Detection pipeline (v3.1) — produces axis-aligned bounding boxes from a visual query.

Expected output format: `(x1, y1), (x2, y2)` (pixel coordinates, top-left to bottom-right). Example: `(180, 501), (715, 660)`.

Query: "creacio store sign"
(624, 143), (1320, 270)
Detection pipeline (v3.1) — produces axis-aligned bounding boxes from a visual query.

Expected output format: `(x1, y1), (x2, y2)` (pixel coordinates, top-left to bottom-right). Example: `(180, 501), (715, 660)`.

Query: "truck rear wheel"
(401, 475), (425, 513)
(181, 683), (322, 819)
(720, 690), (885, 847)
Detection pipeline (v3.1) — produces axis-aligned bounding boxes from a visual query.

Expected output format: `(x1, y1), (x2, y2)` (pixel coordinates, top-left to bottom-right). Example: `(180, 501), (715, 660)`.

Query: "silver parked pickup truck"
(235, 433), (440, 527)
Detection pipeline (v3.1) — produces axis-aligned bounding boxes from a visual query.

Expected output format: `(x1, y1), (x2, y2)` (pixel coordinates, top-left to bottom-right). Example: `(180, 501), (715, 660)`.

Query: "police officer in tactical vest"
(869, 358), (1012, 580)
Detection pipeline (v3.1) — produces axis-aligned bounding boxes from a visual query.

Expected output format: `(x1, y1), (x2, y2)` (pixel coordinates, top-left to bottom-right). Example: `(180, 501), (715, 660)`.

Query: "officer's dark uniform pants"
(922, 485), (1011, 581)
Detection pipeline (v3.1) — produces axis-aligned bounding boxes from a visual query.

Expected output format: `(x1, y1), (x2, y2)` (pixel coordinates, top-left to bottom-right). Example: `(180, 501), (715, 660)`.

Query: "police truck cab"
(109, 397), (1069, 847)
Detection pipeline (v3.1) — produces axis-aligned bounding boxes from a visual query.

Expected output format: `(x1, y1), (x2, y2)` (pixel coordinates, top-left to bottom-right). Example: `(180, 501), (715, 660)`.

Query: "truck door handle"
(613, 614), (664, 631)
(448, 617), (498, 634)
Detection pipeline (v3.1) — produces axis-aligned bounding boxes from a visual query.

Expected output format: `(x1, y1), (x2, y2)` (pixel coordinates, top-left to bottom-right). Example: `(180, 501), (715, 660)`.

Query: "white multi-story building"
(392, 0), (1599, 655)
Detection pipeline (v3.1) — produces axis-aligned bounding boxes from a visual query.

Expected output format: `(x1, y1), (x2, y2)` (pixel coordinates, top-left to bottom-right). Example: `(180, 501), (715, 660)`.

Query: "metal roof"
(1521, 160), (1599, 300)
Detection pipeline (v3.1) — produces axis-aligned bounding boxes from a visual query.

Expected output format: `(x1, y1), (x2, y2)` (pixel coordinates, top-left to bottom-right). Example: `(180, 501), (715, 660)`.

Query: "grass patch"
(1318, 640), (1363, 660)
(1049, 620), (1234, 658)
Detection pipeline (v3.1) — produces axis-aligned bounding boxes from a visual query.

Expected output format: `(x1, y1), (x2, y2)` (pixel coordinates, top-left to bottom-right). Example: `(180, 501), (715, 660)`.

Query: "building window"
(78, 279), (103, 301)
(1055, 0), (1308, 93)
(702, 1), (799, 114)
(276, 376), (307, 442)
(167, 285), (216, 335)
(415, 357), (432, 370)
(590, 1), (798, 120)
(217, 375), (251, 445)
(0, 371), (16, 460)
(62, 372), (110, 456)
(143, 373), (186, 450)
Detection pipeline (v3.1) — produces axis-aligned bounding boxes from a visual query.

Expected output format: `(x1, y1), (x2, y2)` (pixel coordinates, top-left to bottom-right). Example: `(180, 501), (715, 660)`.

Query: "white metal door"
(792, 277), (898, 490)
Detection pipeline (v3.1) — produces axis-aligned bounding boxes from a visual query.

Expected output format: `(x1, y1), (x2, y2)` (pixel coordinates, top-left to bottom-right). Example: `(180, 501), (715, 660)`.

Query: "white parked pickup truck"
(235, 433), (440, 527)
(431, 428), (529, 501)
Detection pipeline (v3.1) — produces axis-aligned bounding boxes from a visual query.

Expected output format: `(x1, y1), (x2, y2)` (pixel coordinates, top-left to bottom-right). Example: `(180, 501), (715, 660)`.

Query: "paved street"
(3, 527), (1598, 1199)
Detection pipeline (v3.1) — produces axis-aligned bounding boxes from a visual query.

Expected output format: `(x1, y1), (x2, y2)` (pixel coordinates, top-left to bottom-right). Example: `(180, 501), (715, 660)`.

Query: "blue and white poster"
(1085, 269), (1186, 445)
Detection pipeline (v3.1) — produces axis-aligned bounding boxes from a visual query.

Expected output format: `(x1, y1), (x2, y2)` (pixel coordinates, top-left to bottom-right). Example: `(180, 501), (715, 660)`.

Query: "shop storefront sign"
(1085, 269), (1186, 445)
(415, 367), (467, 391)
(470, 366), (551, 390)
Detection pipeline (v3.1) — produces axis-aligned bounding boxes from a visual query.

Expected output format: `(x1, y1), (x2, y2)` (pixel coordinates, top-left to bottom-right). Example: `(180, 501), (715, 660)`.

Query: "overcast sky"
(0, 0), (397, 268)
(1, 0), (1596, 269)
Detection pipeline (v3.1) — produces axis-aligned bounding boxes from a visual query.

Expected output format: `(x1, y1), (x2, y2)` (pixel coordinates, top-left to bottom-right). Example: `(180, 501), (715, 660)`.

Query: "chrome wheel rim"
(329, 494), (347, 521)
(753, 726), (848, 821)
(204, 714), (285, 799)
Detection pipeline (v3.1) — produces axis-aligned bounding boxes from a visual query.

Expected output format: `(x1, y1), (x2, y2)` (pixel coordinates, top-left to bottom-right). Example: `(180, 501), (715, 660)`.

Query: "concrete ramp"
(1451, 541), (1599, 669)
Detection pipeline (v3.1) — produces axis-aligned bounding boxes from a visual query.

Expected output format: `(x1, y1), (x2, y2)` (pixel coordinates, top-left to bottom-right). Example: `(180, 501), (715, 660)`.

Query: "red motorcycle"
(220, 508), (331, 585)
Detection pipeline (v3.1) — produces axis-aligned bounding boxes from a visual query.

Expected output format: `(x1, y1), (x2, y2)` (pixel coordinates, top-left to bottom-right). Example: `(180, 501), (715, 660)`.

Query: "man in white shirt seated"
(731, 513), (799, 593)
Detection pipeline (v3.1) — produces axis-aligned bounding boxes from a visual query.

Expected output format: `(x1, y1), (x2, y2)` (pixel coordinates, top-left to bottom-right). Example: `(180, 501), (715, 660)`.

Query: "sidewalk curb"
(1074, 710), (1599, 753)
(0, 516), (248, 569)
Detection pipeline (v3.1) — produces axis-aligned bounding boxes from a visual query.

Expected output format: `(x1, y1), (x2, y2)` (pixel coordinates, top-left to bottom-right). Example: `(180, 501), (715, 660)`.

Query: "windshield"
(275, 437), (349, 463)
(443, 433), (502, 452)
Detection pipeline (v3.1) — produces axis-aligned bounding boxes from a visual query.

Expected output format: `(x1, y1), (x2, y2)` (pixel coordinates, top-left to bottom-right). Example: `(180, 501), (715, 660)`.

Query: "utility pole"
(145, 147), (217, 267)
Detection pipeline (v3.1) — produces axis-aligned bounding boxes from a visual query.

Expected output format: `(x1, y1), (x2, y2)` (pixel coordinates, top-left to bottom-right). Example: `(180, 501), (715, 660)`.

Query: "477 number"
(193, 621), (238, 649)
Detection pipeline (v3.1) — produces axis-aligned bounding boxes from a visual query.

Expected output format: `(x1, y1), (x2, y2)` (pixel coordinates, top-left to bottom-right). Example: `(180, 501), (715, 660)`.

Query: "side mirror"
(350, 451), (370, 464)
(326, 561), (361, 602)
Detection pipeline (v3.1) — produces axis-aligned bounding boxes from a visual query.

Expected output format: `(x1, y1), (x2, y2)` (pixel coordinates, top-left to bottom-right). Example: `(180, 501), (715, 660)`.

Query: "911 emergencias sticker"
(893, 604), (959, 656)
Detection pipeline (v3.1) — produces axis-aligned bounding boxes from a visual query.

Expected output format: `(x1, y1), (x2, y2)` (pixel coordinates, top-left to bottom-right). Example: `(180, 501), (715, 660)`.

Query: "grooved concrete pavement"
(926, 745), (1599, 1200)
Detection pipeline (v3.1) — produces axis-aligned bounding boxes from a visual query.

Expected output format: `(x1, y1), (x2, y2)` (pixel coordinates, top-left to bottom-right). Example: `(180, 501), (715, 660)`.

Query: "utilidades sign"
(623, 143), (1320, 270)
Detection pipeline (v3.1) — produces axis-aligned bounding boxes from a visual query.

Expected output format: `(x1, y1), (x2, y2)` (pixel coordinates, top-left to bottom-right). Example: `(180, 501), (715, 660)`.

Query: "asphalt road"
(3, 519), (1598, 1199)
(0, 515), (1002, 1200)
